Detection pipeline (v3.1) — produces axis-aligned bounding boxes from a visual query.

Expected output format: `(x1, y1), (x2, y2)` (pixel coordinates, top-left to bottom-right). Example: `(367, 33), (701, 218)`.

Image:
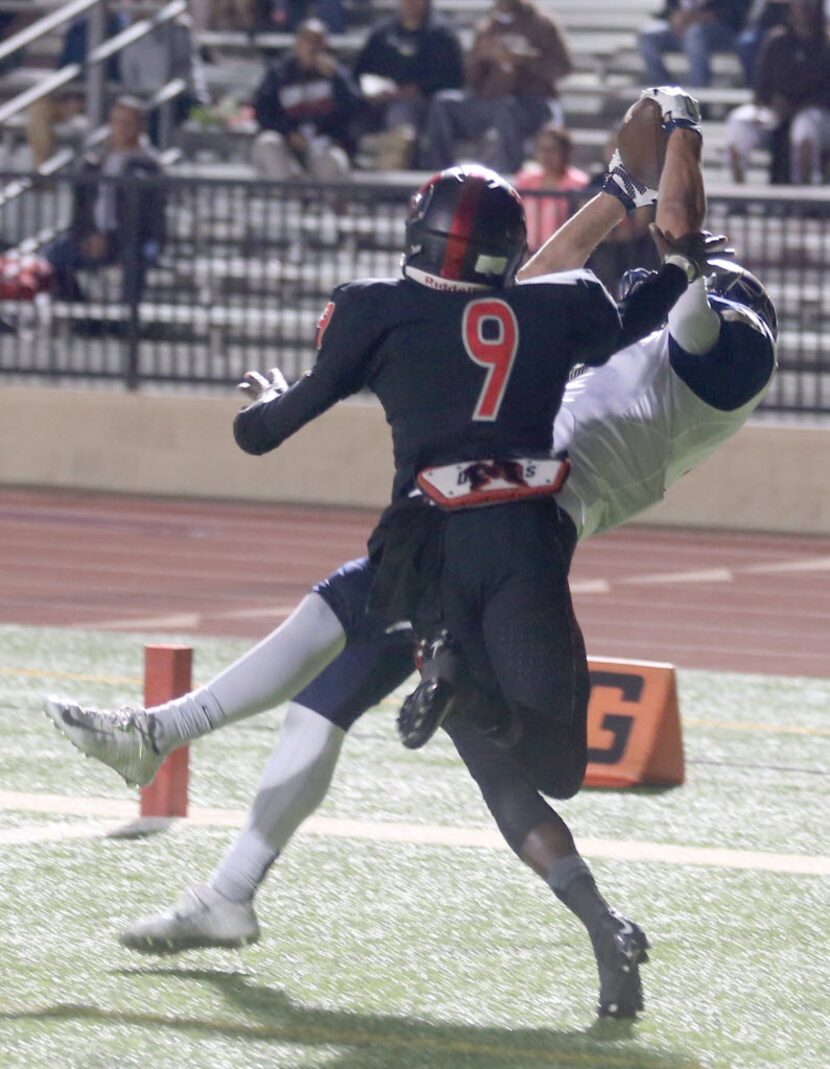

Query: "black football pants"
(433, 498), (590, 800)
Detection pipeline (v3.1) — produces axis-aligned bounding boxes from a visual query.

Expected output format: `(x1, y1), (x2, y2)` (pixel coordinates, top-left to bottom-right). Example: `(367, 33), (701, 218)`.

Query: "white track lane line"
(88, 613), (203, 631)
(619, 568), (734, 586)
(1, 791), (828, 876)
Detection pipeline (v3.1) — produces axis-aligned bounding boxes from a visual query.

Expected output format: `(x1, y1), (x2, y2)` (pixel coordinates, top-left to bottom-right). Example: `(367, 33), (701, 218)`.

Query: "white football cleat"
(119, 885), (260, 954)
(44, 696), (165, 788)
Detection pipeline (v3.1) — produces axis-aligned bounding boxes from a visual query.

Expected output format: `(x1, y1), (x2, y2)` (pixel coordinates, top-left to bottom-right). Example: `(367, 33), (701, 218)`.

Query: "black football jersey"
(235, 270), (621, 499)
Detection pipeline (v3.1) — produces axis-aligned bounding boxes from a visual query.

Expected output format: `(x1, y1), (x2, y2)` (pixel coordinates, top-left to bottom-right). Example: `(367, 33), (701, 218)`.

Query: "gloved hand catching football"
(640, 86), (702, 136)
(609, 86), (702, 209)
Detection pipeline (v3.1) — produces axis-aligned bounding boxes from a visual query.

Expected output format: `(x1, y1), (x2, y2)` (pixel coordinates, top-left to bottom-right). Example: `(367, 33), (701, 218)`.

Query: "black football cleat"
(591, 910), (650, 1019)
(397, 677), (455, 749)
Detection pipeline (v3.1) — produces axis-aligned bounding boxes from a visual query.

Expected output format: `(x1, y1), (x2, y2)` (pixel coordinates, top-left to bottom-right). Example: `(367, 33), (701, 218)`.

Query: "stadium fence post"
(139, 645), (192, 817)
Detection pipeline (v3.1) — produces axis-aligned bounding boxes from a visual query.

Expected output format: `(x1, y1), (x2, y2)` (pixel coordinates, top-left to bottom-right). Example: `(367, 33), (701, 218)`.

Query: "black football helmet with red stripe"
(403, 165), (527, 290)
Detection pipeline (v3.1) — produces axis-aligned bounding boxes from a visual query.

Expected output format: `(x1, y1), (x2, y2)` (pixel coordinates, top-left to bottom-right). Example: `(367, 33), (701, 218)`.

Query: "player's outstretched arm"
(517, 192), (628, 281)
(518, 87), (703, 281)
(653, 127), (705, 241)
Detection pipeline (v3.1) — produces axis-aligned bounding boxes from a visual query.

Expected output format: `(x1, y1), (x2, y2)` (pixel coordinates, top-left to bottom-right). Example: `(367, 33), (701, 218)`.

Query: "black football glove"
(650, 225), (735, 281)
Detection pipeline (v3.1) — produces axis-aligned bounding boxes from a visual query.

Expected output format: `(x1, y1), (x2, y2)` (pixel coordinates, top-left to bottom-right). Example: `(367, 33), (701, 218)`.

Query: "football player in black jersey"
(229, 144), (698, 1014)
(46, 91), (726, 1019)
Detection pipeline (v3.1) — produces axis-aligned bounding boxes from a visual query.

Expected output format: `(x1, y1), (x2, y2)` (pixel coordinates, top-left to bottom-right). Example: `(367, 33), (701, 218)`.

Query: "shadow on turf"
(2, 966), (701, 1069)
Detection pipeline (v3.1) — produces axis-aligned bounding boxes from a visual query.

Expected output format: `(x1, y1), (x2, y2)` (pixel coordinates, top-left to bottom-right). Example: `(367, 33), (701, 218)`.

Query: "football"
(616, 96), (669, 190)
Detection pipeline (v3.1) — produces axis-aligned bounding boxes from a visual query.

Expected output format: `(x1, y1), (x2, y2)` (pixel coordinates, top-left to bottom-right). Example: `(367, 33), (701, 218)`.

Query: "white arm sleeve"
(667, 278), (721, 355)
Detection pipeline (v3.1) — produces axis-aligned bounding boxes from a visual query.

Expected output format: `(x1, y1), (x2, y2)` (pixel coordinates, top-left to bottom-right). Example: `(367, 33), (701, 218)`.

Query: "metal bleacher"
(1, 1), (828, 414)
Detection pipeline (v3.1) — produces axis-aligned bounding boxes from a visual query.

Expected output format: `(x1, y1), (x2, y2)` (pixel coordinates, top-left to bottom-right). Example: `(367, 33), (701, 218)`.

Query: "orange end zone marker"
(139, 645), (192, 818)
(584, 656), (685, 788)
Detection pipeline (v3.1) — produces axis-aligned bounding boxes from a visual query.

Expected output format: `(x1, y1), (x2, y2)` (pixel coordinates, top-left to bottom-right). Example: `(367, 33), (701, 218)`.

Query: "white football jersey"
(553, 302), (775, 541)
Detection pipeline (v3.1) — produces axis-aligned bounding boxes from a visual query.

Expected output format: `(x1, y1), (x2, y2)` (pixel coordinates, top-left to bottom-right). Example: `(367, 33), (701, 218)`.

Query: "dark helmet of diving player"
(403, 165), (527, 290)
(705, 258), (778, 341)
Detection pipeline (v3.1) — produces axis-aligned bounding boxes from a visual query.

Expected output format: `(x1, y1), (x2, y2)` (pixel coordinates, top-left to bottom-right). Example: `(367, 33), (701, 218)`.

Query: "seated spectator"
(638, 1), (752, 88)
(252, 19), (362, 181)
(725, 0), (830, 183)
(118, 1), (209, 146)
(514, 125), (589, 252)
(0, 9), (39, 74)
(422, 0), (572, 175)
(43, 98), (166, 308)
(26, 10), (128, 170)
(196, 1), (256, 32)
(254, 0), (347, 35)
(353, 0), (463, 169)
(735, 0), (789, 83)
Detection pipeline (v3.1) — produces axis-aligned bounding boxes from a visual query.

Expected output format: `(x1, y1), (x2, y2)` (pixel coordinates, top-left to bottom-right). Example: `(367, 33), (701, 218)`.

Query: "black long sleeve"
(233, 365), (350, 455)
(615, 261), (688, 351)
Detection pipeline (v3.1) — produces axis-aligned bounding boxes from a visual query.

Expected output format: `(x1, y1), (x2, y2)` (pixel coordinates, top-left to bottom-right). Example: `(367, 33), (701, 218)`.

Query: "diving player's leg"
(118, 636), (415, 954)
(43, 557), (385, 788)
(44, 592), (347, 788)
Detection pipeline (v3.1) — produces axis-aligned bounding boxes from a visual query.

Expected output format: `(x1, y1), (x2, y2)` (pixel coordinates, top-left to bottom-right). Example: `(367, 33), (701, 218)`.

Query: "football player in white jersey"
(44, 89), (776, 1017)
(555, 260), (776, 541)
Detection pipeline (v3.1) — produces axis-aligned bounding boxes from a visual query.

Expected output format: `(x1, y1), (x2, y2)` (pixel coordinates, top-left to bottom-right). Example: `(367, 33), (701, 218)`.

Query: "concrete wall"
(2, 386), (829, 535)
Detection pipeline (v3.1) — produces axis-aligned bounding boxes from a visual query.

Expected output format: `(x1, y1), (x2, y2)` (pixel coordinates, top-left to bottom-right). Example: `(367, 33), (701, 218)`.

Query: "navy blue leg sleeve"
(299, 555), (415, 731)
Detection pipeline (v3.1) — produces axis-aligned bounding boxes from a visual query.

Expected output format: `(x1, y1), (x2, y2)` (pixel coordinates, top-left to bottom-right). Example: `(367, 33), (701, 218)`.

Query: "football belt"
(416, 456), (570, 510)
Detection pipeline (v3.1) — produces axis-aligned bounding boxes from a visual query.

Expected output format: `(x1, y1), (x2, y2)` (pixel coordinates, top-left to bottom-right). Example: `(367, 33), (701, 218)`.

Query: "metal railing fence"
(0, 171), (828, 414)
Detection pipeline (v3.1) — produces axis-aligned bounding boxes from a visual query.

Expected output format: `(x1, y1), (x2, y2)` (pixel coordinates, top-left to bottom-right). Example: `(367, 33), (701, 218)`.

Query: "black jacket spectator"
(43, 100), (166, 307)
(254, 53), (362, 152)
(70, 151), (166, 253)
(353, 13), (463, 97)
(654, 0), (751, 31)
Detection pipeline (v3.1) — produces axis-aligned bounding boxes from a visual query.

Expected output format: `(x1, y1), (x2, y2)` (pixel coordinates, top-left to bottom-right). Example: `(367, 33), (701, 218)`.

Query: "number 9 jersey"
(234, 269), (622, 502)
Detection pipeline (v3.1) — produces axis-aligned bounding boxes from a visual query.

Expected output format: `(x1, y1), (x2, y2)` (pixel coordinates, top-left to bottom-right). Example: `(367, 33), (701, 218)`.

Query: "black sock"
(546, 854), (612, 933)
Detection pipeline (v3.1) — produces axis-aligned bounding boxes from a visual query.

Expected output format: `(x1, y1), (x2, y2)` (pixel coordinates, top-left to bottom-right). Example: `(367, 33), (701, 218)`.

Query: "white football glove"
(601, 150), (658, 214)
(237, 367), (289, 405)
(641, 86), (702, 136)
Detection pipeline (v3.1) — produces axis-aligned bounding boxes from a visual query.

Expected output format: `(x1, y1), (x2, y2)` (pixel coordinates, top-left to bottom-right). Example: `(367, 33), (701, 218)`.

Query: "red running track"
(1, 487), (828, 677)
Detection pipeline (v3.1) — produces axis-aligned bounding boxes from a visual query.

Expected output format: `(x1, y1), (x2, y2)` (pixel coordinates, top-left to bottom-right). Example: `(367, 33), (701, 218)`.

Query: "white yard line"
(0, 822), (124, 845)
(1, 790), (828, 876)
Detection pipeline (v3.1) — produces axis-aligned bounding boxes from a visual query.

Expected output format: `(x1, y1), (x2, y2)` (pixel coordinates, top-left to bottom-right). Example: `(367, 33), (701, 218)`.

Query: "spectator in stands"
(514, 125), (589, 252)
(197, 1), (255, 32)
(422, 0), (572, 175)
(734, 0), (789, 83)
(254, 0), (348, 35)
(638, 1), (752, 88)
(43, 98), (166, 309)
(353, 0), (464, 169)
(118, 1), (209, 146)
(26, 10), (129, 170)
(0, 8), (36, 74)
(251, 18), (362, 180)
(725, 0), (830, 183)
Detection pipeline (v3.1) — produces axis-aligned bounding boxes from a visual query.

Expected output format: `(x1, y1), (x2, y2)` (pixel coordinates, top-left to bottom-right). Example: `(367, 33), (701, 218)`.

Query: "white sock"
(149, 593), (345, 753)
(211, 702), (345, 903)
(667, 277), (721, 355)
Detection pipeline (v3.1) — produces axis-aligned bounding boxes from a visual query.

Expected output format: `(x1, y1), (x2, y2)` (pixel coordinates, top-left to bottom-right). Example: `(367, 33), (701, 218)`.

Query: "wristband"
(664, 253), (699, 282)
